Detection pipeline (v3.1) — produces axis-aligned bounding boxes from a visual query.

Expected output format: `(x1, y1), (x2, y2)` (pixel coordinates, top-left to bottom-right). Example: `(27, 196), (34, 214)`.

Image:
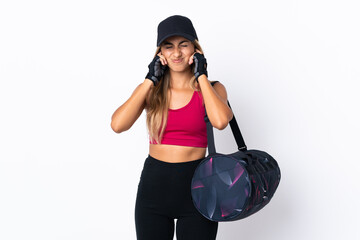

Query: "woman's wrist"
(197, 74), (208, 82)
(144, 78), (155, 88)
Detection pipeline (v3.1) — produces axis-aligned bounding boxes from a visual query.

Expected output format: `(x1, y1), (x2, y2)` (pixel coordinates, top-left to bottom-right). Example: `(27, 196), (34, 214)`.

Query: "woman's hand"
(157, 52), (168, 66)
(189, 49), (208, 82)
(145, 54), (168, 86)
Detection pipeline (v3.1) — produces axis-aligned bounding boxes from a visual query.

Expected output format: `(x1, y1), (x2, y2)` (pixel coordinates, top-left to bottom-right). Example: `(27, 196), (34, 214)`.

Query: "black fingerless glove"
(145, 56), (167, 86)
(193, 53), (208, 82)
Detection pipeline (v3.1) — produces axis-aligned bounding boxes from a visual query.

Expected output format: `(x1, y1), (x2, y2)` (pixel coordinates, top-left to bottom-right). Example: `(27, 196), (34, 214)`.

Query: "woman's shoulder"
(209, 80), (229, 104)
(210, 80), (225, 88)
(210, 80), (220, 86)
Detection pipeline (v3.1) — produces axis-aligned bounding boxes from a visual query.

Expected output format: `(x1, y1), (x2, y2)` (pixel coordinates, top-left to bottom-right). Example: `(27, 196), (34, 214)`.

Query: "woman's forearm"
(111, 79), (153, 133)
(198, 75), (233, 130)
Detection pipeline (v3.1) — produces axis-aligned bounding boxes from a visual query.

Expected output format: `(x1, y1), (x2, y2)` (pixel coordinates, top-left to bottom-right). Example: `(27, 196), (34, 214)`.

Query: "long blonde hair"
(146, 39), (204, 144)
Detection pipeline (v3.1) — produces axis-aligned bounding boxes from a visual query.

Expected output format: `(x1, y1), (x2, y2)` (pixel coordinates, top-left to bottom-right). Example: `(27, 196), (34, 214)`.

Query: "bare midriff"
(149, 143), (206, 163)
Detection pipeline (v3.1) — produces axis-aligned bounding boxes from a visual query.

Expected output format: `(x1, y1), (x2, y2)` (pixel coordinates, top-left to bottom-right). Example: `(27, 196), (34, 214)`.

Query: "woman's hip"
(136, 154), (204, 208)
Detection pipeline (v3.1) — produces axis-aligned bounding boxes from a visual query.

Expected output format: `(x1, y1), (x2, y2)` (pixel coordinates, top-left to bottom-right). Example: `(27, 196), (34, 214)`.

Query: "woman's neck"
(169, 69), (194, 89)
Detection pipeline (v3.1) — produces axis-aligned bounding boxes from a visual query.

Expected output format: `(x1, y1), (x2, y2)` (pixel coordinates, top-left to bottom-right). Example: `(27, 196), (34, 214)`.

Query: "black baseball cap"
(157, 15), (198, 47)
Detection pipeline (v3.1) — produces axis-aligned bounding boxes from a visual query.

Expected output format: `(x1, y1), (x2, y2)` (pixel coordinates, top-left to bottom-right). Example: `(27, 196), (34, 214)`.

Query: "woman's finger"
(189, 52), (196, 65)
(158, 54), (166, 65)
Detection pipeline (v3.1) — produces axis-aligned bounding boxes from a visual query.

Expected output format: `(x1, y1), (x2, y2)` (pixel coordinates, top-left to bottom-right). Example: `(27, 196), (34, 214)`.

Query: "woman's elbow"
(214, 121), (229, 130)
(110, 121), (128, 134)
(213, 111), (233, 130)
(111, 122), (121, 133)
(212, 119), (230, 130)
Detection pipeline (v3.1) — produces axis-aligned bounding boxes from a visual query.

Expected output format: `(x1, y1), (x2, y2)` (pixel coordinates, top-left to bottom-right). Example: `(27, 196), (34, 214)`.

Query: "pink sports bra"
(149, 90), (207, 147)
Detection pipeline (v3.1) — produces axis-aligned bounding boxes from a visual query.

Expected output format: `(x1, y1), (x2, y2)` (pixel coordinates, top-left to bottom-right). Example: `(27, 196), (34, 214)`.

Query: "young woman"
(111, 15), (233, 240)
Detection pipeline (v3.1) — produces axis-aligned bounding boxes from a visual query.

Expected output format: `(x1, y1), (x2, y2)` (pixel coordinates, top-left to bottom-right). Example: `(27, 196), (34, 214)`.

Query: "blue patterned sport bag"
(190, 81), (281, 222)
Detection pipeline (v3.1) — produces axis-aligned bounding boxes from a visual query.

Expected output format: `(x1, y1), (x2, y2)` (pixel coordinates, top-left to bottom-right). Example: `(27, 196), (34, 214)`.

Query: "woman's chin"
(169, 65), (191, 73)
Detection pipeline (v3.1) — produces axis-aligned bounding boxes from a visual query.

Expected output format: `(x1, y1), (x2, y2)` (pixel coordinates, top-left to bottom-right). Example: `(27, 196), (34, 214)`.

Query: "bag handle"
(204, 81), (247, 155)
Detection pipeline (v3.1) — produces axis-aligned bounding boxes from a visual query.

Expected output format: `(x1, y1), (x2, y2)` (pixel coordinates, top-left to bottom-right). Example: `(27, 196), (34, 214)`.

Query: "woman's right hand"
(145, 53), (168, 86)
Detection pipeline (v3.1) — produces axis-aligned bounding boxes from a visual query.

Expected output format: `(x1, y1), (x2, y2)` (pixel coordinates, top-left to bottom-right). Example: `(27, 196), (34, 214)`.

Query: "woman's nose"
(173, 47), (182, 57)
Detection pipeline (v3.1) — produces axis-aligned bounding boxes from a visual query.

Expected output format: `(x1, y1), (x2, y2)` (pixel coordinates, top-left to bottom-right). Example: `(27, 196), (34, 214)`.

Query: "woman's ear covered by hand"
(157, 52), (168, 66)
(189, 49), (203, 65)
(192, 50), (208, 82)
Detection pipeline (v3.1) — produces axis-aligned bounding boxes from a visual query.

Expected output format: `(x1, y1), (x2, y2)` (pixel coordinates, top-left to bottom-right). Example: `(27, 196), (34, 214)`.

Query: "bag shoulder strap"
(205, 81), (247, 155)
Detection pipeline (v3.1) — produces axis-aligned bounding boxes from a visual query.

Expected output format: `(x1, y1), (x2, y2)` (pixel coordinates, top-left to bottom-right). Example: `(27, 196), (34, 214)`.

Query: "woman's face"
(159, 35), (196, 72)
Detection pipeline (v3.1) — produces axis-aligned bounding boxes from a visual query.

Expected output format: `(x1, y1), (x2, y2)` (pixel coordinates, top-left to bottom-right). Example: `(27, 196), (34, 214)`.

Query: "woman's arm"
(198, 76), (233, 130)
(110, 79), (153, 133)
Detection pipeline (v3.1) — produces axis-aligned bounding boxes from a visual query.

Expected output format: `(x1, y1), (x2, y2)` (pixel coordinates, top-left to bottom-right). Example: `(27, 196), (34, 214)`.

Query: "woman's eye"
(165, 45), (187, 49)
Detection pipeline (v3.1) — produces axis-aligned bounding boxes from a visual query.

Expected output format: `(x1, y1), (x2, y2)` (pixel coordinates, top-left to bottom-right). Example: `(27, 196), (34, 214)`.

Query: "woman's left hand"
(189, 49), (208, 82)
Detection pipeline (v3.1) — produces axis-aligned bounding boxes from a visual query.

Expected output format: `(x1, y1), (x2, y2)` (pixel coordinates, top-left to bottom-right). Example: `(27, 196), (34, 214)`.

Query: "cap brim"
(157, 33), (196, 46)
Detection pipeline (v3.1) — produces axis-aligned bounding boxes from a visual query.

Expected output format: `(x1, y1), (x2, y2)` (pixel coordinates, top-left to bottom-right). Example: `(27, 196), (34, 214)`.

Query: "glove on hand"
(193, 53), (208, 82)
(145, 55), (167, 86)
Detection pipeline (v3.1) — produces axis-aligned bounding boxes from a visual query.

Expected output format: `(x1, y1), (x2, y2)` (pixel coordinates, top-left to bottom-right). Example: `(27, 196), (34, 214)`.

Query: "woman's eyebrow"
(163, 40), (189, 46)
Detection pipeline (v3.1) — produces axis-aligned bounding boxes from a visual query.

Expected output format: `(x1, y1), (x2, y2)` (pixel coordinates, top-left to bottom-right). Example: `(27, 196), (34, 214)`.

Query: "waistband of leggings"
(145, 154), (205, 168)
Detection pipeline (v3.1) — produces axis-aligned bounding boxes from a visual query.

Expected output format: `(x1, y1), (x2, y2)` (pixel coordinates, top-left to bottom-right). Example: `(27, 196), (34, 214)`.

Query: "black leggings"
(135, 154), (218, 240)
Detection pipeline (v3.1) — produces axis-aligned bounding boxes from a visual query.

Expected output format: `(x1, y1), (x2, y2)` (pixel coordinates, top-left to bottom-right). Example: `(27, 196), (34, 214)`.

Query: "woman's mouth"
(172, 59), (183, 63)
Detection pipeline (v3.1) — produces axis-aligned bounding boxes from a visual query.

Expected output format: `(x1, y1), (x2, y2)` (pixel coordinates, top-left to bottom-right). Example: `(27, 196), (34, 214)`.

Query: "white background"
(1, 0), (359, 239)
